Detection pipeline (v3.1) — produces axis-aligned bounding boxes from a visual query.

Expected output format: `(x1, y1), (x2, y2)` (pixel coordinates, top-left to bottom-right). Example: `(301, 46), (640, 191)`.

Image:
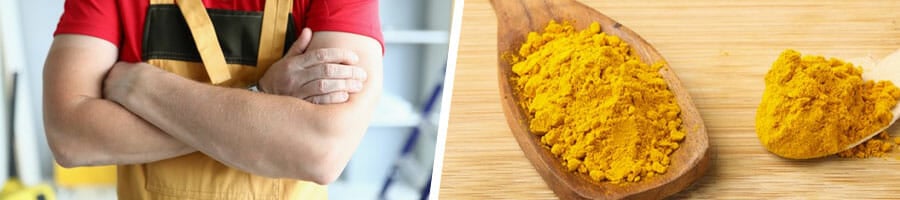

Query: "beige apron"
(117, 0), (327, 199)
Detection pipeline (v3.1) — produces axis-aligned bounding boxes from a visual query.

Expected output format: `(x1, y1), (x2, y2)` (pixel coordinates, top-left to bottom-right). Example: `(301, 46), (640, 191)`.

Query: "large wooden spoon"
(491, 0), (711, 199)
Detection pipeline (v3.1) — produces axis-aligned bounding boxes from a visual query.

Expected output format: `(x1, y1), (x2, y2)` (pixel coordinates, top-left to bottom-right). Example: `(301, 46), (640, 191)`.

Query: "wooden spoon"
(490, 0), (711, 199)
(843, 50), (900, 152)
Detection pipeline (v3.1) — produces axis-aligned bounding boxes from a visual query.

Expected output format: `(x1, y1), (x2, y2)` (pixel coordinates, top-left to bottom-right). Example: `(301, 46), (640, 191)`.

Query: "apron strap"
(256, 0), (294, 79)
(175, 0), (231, 84)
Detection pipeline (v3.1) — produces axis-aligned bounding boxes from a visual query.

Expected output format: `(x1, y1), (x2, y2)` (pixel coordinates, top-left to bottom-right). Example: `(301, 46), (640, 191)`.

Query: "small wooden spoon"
(844, 50), (900, 152)
(490, 0), (711, 199)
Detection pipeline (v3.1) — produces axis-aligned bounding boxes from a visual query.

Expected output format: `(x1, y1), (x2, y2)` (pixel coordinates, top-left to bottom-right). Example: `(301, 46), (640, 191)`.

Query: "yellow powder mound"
(756, 49), (900, 159)
(511, 21), (685, 183)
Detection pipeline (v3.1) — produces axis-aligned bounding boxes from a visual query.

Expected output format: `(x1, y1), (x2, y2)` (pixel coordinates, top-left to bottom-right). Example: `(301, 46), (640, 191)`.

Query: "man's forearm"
(107, 31), (382, 184)
(113, 63), (370, 183)
(45, 97), (195, 167)
(43, 35), (195, 167)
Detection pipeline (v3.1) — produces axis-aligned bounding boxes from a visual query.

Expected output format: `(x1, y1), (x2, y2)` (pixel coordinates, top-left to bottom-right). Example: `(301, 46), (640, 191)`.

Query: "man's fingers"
(297, 27), (313, 53)
(305, 92), (350, 104)
(298, 79), (363, 98)
(285, 27), (313, 56)
(291, 48), (360, 68)
(300, 64), (368, 82)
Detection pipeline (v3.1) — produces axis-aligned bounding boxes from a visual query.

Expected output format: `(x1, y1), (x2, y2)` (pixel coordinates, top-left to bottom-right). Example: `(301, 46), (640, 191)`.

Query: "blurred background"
(0, 0), (449, 199)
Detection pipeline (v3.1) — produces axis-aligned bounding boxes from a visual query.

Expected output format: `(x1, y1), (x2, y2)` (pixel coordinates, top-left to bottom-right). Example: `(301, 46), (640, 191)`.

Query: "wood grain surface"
(440, 0), (900, 199)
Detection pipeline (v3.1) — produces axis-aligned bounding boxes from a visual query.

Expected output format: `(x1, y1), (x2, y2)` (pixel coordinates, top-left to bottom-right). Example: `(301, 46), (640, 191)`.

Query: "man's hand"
(259, 28), (368, 104)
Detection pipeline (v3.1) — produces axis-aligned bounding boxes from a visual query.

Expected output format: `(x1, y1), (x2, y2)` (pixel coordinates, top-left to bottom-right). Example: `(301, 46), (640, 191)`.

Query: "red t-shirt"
(54, 0), (383, 62)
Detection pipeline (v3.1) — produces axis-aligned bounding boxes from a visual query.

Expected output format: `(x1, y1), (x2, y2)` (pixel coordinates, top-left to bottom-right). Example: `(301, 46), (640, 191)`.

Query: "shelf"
(370, 93), (421, 128)
(383, 30), (449, 44)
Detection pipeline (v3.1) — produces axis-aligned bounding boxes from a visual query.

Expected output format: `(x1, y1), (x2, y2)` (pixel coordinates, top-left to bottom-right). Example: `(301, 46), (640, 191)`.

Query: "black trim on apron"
(142, 5), (298, 66)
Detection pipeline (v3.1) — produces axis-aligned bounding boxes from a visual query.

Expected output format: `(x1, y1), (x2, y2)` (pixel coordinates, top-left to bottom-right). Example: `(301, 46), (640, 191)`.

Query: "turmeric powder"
(511, 21), (685, 183)
(837, 131), (896, 158)
(756, 49), (900, 159)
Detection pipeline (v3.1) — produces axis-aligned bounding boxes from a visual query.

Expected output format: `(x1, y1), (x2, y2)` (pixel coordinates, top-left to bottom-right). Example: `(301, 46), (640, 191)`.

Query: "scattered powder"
(838, 131), (896, 158)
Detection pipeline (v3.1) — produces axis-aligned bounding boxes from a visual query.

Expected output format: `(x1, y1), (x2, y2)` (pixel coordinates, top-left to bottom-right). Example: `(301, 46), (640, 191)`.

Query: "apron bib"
(117, 0), (327, 199)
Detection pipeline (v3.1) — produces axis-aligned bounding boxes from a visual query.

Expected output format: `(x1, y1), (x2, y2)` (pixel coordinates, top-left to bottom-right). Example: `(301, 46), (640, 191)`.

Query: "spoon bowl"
(491, 0), (711, 199)
(846, 49), (900, 151)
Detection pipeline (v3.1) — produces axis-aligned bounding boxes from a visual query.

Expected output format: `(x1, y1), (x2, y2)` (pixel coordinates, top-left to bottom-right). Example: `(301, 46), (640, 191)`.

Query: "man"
(42, 0), (383, 199)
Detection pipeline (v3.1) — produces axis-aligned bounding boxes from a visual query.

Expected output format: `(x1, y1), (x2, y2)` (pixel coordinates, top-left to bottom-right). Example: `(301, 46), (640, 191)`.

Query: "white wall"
(14, 0), (63, 180)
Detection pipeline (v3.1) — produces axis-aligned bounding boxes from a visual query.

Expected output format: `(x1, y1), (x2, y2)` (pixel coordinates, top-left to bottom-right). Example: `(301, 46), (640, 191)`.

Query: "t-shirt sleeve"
(54, 0), (120, 46)
(306, 0), (384, 52)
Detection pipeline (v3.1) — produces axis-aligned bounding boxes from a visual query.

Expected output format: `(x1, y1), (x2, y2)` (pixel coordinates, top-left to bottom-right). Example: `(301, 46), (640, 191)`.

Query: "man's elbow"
(53, 153), (84, 169)
(45, 130), (87, 168)
(275, 129), (354, 185)
(310, 123), (367, 185)
(44, 121), (99, 168)
(285, 138), (347, 185)
(306, 155), (344, 185)
(275, 105), (370, 185)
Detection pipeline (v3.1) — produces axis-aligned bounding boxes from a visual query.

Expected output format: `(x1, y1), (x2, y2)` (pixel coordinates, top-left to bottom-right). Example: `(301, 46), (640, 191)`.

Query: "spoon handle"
(490, 0), (578, 54)
(874, 49), (900, 87)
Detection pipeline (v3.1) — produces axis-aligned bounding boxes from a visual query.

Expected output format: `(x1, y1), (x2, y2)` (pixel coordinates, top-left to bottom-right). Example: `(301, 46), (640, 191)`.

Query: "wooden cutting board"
(440, 0), (900, 199)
